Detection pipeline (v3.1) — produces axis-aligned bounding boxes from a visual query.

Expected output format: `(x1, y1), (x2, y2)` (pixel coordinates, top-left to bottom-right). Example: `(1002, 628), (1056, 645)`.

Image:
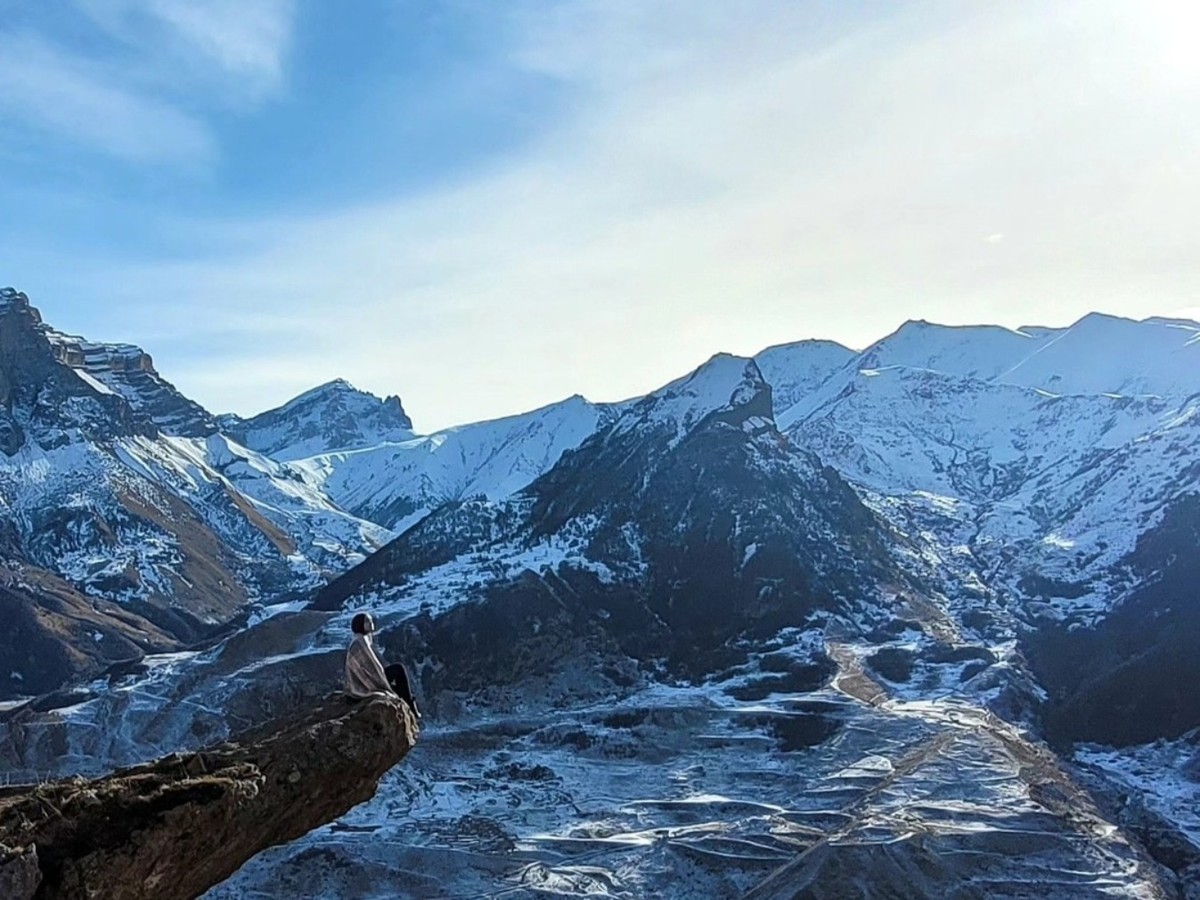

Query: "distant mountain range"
(1, 285), (1198, 897)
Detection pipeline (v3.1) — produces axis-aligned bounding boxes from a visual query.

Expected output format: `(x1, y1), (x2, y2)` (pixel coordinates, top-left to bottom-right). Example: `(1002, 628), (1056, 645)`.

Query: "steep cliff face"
(0, 289), (149, 448)
(0, 693), (417, 900)
(42, 328), (217, 438)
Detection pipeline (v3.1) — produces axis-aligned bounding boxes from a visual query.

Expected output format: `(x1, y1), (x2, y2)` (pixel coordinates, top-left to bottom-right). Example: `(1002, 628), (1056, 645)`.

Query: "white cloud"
(0, 1), (295, 166)
(0, 33), (214, 165)
(30, 0), (1200, 429)
(76, 0), (296, 99)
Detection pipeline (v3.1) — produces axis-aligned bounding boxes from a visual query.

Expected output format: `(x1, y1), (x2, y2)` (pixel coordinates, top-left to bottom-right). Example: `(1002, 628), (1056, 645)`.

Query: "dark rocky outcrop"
(1027, 494), (1200, 746)
(0, 563), (180, 699)
(0, 694), (417, 900)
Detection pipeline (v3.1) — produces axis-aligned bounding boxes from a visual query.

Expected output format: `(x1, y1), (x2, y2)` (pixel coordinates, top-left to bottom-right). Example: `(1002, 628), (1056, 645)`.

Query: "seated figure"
(344, 612), (422, 719)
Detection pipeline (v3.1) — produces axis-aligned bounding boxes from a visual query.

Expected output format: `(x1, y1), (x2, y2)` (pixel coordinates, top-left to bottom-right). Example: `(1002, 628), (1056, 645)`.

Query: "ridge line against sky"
(2, 0), (1199, 431)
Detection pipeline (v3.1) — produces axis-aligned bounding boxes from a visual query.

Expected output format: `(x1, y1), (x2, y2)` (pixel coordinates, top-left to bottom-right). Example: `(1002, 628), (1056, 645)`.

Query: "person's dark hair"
(351, 612), (375, 635)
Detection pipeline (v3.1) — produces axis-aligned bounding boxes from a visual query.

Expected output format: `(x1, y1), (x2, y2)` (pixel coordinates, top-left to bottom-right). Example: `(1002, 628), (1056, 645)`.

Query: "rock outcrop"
(0, 694), (417, 900)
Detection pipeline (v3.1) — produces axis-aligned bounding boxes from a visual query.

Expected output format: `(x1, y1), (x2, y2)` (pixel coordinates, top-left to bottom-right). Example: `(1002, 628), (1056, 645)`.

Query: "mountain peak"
(286, 377), (362, 404)
(621, 353), (772, 441)
(856, 318), (1044, 384)
(754, 339), (856, 418)
(224, 378), (414, 461)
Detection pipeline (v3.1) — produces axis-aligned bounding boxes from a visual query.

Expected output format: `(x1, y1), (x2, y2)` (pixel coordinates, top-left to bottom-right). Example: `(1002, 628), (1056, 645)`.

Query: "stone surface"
(0, 694), (417, 900)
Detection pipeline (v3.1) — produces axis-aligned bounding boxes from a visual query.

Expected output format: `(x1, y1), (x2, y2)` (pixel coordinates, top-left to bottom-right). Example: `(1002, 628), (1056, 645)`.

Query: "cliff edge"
(0, 693), (417, 899)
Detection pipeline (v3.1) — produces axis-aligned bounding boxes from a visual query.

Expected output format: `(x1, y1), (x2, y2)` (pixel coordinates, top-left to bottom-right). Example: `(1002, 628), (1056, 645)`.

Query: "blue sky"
(2, 0), (1198, 431)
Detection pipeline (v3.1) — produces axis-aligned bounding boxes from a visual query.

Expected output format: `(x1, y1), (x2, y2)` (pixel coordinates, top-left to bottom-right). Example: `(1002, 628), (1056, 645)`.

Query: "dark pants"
(385, 663), (420, 717)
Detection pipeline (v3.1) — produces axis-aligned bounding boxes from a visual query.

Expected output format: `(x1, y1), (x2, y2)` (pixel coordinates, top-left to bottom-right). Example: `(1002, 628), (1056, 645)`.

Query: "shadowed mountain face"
(313, 355), (907, 680)
(1029, 493), (1200, 747)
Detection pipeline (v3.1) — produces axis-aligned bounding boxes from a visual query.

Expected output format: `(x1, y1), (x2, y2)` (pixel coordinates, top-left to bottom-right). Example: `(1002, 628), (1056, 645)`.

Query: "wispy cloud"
(0, 32), (214, 165)
(0, 0), (296, 166)
(76, 0), (296, 100)
(17, 0), (1200, 430)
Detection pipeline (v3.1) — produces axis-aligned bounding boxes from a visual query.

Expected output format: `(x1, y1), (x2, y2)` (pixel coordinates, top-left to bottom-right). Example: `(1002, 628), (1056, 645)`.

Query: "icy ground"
(203, 639), (1168, 899)
(1076, 739), (1200, 850)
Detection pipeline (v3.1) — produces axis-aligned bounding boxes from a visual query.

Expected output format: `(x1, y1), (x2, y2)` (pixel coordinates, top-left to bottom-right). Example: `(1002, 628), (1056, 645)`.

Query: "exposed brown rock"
(0, 693), (417, 900)
(0, 563), (179, 701)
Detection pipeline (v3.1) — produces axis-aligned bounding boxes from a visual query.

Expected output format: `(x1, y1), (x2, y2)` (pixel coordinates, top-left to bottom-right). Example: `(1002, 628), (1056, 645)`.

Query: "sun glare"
(1140, 0), (1200, 79)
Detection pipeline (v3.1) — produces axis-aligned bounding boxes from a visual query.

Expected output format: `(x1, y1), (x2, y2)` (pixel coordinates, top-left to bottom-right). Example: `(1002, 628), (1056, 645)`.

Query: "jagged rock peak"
(617, 353), (773, 438)
(0, 694), (418, 900)
(0, 287), (216, 438)
(0, 287), (37, 319)
(225, 377), (414, 461)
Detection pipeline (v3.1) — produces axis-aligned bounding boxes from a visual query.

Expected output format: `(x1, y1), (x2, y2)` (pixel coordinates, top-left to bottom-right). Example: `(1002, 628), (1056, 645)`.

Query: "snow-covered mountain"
(0, 289), (393, 695)
(751, 338), (854, 416)
(289, 394), (611, 533)
(310, 352), (902, 669)
(218, 378), (413, 461)
(0, 288), (616, 698)
(782, 313), (1200, 623)
(2, 299), (1198, 897)
(41, 322), (217, 438)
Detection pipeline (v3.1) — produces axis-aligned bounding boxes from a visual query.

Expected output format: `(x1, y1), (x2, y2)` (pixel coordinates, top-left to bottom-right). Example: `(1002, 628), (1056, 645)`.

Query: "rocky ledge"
(0, 694), (417, 900)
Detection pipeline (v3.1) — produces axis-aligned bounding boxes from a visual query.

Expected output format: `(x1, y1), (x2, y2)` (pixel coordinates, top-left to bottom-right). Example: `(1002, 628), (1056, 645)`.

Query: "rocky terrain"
(0, 693), (416, 899)
(0, 287), (1196, 897)
(0, 289), (391, 695)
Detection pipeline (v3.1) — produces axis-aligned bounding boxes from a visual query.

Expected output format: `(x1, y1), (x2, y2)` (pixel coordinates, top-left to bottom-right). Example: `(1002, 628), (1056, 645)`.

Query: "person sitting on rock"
(344, 612), (422, 719)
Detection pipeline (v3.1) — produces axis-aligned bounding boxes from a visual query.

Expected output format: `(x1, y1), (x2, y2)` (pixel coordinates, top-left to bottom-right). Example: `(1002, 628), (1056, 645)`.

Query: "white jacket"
(344, 633), (393, 699)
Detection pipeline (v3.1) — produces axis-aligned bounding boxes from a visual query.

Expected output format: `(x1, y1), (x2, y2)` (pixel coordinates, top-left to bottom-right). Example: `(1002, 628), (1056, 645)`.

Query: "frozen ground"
(204, 638), (1169, 899)
(1077, 739), (1200, 851)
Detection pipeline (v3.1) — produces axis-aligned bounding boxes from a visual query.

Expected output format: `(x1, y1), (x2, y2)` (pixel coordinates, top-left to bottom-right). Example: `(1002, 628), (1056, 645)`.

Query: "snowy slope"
(176, 434), (393, 570)
(777, 313), (1200, 630)
(752, 339), (854, 417)
(859, 319), (1050, 381)
(609, 352), (771, 444)
(999, 312), (1200, 399)
(775, 320), (1054, 428)
(287, 395), (609, 532)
